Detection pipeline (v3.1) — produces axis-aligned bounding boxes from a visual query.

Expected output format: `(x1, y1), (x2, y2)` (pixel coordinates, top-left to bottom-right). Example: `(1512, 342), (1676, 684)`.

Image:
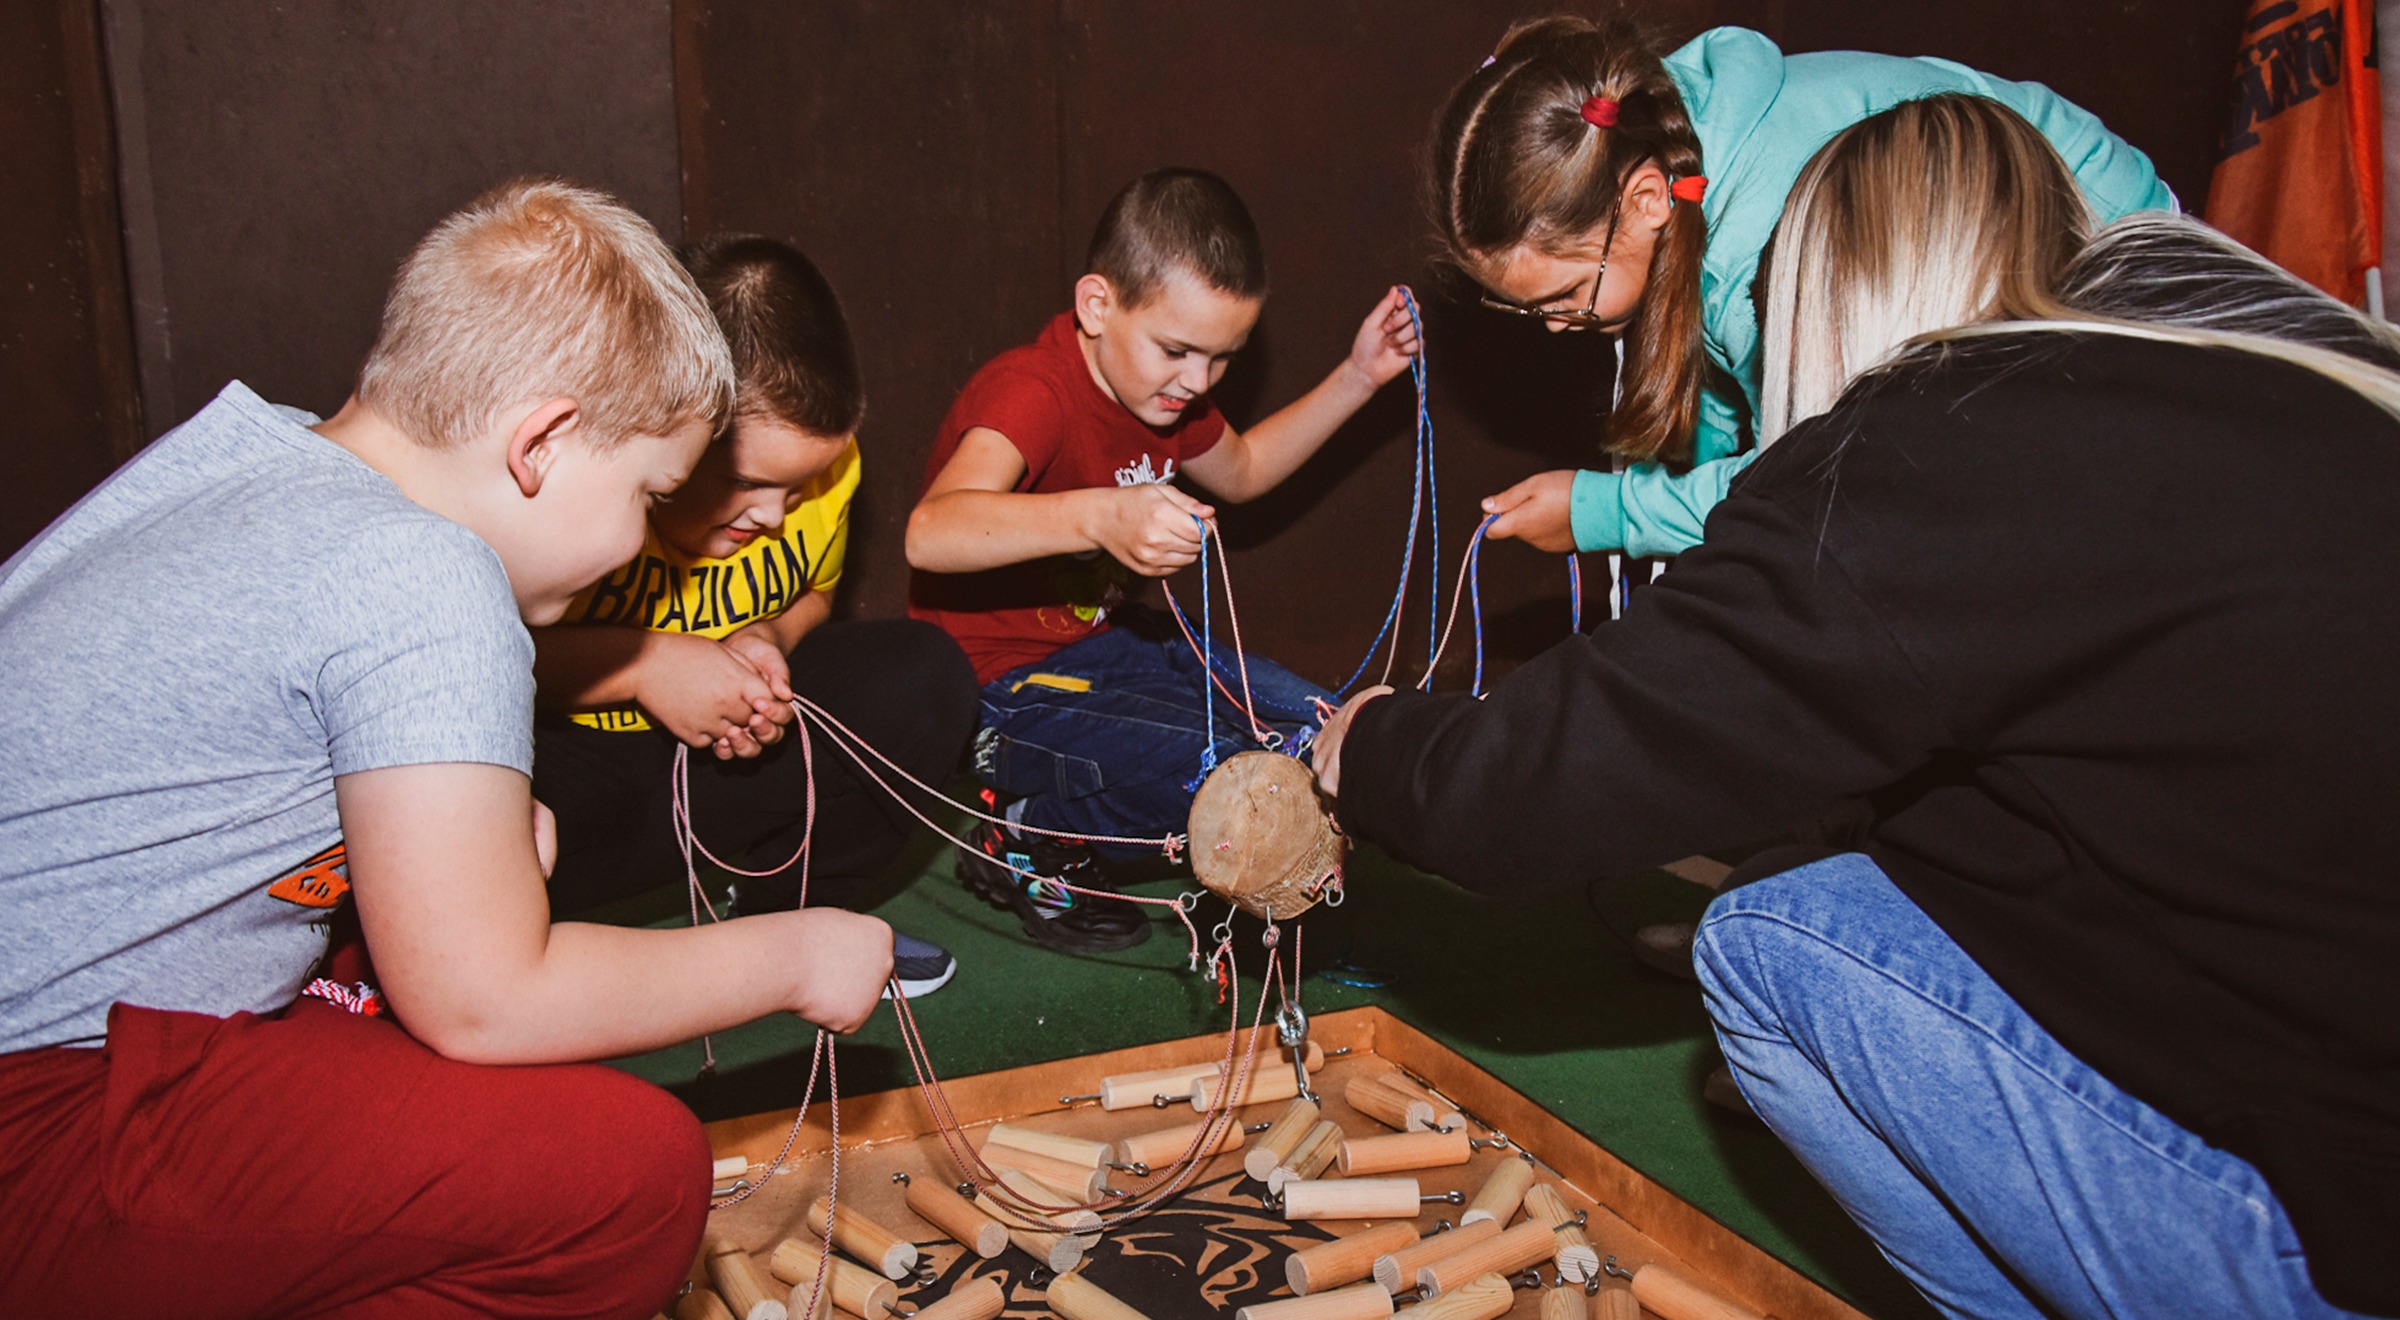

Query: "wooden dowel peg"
(1342, 1073), (1462, 1134)
(1115, 1117), (1245, 1172)
(1372, 1220), (1500, 1293)
(785, 1278), (833, 1320)
(901, 1174), (1008, 1259)
(906, 1276), (1006, 1320)
(712, 1155), (752, 1182)
(1592, 1288), (1642, 1320)
(1244, 1096), (1324, 1181)
(1085, 1061), (1224, 1110)
(707, 1239), (791, 1320)
(985, 1122), (1112, 1170)
(1269, 1120), (1347, 1193)
(1631, 1264), (1768, 1320)
(1235, 1280), (1396, 1320)
(1520, 1185), (1598, 1285)
(989, 1170), (1104, 1240)
(1415, 1221), (1558, 1299)
(974, 1172), (1096, 1270)
(1194, 1065), (1302, 1111)
(1286, 1221), (1418, 1295)
(1459, 1157), (1536, 1228)
(1281, 1176), (1421, 1221)
(1046, 1270), (1152, 1320)
(976, 1138), (1111, 1200)
(1402, 1273), (1513, 1320)
(1540, 1284), (1591, 1320)
(678, 1287), (739, 1320)
(805, 1199), (921, 1282)
(767, 1239), (899, 1320)
(1336, 1129), (1472, 1177)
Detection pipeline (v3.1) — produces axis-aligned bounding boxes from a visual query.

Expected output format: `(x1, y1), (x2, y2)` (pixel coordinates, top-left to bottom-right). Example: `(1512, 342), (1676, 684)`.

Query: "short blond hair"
(358, 178), (734, 449)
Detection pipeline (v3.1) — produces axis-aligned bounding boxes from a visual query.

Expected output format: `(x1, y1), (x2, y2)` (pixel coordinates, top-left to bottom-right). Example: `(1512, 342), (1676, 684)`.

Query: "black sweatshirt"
(1338, 334), (2400, 1313)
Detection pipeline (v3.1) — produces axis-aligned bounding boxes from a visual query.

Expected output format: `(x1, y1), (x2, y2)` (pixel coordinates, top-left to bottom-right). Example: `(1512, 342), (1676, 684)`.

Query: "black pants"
(534, 618), (979, 916)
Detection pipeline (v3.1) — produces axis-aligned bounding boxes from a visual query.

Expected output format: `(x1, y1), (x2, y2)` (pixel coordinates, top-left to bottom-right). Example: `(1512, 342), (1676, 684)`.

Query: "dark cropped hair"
(1087, 168), (1269, 308)
(1429, 11), (1708, 465)
(678, 234), (865, 437)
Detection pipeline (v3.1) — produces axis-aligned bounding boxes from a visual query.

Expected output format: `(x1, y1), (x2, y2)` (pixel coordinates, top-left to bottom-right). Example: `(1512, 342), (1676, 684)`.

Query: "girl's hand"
(1346, 286), (1423, 388)
(1312, 685), (1393, 799)
(1481, 470), (1580, 553)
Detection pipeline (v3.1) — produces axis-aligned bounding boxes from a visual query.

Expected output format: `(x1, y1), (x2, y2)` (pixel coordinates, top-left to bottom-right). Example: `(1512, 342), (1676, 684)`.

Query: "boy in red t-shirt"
(907, 168), (1418, 952)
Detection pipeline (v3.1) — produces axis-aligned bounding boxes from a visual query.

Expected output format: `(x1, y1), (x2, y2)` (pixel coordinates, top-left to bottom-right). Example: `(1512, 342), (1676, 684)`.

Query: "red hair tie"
(1579, 96), (1619, 129)
(1671, 175), (1708, 204)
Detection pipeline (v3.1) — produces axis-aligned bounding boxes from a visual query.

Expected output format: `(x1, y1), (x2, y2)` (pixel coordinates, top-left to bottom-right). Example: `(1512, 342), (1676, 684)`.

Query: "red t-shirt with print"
(909, 312), (1227, 684)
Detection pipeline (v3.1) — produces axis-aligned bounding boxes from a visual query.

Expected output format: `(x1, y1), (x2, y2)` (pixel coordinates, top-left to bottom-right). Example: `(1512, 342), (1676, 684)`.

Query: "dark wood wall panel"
(100, 0), (684, 430)
(678, 0), (1072, 627)
(1777, 1), (2246, 209)
(1, 0), (138, 557)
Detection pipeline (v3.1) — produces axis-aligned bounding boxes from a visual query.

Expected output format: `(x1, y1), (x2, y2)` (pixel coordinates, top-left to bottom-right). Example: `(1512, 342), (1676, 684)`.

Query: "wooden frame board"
(698, 1005), (1867, 1320)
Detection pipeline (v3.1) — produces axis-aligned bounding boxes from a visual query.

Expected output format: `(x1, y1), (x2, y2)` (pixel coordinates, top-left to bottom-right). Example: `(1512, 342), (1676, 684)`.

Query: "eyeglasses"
(1478, 206), (1622, 331)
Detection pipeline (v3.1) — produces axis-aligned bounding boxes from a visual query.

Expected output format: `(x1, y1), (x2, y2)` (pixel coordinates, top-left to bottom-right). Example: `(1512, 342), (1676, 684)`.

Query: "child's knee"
(508, 1068), (709, 1308)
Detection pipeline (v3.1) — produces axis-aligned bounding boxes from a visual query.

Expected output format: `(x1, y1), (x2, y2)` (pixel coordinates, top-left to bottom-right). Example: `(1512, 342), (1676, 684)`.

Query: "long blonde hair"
(1757, 95), (2089, 445)
(1761, 97), (2400, 440)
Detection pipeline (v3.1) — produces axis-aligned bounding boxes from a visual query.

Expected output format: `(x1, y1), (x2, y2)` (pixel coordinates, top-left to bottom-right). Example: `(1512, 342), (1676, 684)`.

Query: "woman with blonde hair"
(1321, 95), (2396, 1317)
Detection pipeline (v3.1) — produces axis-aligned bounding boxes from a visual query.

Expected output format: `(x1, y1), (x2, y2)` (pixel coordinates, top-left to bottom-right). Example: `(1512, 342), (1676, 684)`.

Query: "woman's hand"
(1312, 685), (1393, 800)
(1480, 469), (1579, 553)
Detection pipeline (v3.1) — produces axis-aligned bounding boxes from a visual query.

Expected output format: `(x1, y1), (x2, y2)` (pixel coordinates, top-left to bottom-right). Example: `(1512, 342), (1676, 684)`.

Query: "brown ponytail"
(1429, 11), (1709, 464)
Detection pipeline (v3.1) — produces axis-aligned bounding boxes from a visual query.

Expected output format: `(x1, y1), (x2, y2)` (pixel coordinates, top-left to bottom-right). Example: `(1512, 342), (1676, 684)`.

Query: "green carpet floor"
(595, 821), (1934, 1320)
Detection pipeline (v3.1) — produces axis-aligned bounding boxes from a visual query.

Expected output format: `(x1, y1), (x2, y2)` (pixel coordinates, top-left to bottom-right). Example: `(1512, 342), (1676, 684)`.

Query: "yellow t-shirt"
(560, 440), (858, 732)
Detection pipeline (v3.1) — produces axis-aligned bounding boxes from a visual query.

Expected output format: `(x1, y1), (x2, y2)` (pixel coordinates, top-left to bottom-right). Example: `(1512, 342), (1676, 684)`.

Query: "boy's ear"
(1621, 161), (1674, 239)
(503, 397), (583, 498)
(1072, 273), (1116, 337)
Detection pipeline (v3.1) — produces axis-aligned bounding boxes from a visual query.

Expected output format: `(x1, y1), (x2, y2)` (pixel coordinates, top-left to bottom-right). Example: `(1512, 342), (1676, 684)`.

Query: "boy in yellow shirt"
(533, 235), (977, 995)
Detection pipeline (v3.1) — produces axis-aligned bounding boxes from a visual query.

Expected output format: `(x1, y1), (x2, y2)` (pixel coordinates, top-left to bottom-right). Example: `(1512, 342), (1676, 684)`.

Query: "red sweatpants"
(0, 999), (709, 1318)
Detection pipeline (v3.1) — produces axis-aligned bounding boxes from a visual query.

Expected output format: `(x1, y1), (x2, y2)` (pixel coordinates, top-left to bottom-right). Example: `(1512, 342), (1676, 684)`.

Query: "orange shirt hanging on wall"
(2206, 0), (2383, 306)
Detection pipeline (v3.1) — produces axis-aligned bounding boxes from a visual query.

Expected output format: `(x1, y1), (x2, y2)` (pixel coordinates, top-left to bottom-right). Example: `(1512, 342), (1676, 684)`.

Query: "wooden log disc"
(1459, 1157), (1536, 1228)
(1115, 1117), (1244, 1171)
(977, 1138), (1110, 1200)
(1371, 1221), (1500, 1294)
(805, 1199), (920, 1282)
(1539, 1285), (1591, 1320)
(985, 1122), (1112, 1170)
(1235, 1280), (1397, 1320)
(1593, 1289), (1643, 1320)
(1520, 1184), (1598, 1284)
(765, 1239), (897, 1320)
(1269, 1120), (1347, 1193)
(1282, 1177), (1420, 1221)
(1632, 1264), (1769, 1320)
(1336, 1129), (1472, 1177)
(1097, 1061), (1225, 1110)
(1416, 1221), (1558, 1299)
(1046, 1270), (1153, 1320)
(706, 1239), (791, 1320)
(1404, 1273), (1514, 1320)
(677, 1286), (739, 1320)
(909, 1276), (1008, 1320)
(1244, 1097), (1324, 1181)
(1286, 1221), (1419, 1296)
(904, 1177), (1009, 1259)
(1188, 751), (1347, 920)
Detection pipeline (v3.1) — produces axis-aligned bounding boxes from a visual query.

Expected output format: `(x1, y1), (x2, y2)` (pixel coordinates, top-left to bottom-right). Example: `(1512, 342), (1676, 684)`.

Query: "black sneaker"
(883, 930), (958, 999)
(958, 817), (1150, 953)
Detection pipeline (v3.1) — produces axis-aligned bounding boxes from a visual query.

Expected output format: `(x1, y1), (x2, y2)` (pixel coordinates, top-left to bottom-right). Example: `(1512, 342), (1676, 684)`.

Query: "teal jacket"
(1568, 27), (2175, 557)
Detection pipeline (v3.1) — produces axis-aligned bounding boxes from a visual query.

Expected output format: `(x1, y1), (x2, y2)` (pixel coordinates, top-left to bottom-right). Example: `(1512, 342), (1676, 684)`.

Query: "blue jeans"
(1695, 854), (2359, 1320)
(975, 616), (1329, 853)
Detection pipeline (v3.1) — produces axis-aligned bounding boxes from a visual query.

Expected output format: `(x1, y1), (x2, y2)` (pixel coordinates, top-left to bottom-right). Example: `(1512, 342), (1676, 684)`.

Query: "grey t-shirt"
(0, 382), (534, 1052)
